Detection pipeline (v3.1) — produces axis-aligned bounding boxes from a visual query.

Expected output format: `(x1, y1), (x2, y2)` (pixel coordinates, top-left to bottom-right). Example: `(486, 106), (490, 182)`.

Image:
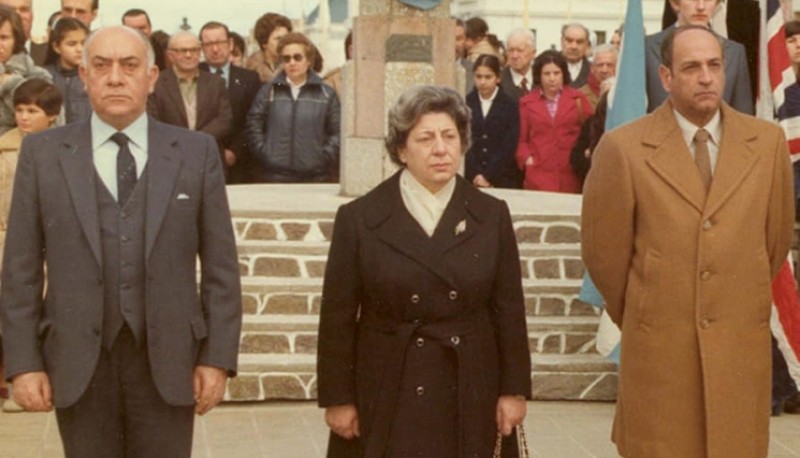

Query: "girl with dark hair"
(0, 7), (51, 134)
(44, 17), (90, 124)
(465, 54), (520, 188)
(516, 49), (592, 193)
(0, 78), (62, 413)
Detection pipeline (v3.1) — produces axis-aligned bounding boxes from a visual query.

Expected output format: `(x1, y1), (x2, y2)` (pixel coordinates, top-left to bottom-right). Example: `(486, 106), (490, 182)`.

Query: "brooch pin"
(454, 219), (466, 236)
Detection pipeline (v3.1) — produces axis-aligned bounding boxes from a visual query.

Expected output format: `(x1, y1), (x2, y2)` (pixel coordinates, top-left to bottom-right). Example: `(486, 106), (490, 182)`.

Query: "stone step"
(239, 278), (595, 319)
(225, 353), (617, 402)
(237, 315), (601, 357)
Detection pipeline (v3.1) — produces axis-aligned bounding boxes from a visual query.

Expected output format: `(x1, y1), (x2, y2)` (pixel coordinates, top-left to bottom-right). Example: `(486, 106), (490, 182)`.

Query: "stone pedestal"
(340, 0), (457, 196)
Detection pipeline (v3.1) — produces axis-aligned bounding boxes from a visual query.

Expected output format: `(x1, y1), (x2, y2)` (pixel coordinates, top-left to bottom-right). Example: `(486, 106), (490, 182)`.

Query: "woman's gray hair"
(385, 85), (471, 166)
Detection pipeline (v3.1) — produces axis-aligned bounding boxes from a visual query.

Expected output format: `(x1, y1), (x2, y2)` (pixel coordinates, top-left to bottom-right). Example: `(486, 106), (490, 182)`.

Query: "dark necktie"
(520, 77), (529, 94)
(215, 67), (227, 87)
(111, 132), (137, 206)
(693, 128), (712, 192)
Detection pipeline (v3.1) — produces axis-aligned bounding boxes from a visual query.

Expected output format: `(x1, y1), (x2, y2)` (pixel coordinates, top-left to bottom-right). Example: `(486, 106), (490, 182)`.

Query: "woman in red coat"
(516, 50), (593, 193)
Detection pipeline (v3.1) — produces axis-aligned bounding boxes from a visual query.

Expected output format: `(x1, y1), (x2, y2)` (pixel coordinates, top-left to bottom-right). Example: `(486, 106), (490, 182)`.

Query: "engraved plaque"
(385, 35), (432, 63)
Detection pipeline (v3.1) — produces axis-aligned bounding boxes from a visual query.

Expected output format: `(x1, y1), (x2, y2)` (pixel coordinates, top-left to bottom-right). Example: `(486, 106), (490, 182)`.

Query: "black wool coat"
(317, 172), (531, 458)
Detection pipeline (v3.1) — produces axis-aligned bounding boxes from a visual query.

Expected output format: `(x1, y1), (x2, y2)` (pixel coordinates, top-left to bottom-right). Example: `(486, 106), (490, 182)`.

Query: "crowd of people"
(0, 0), (797, 457)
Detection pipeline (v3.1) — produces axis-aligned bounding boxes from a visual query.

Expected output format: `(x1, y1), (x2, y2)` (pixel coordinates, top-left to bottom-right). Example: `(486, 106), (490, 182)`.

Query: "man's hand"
(193, 365), (227, 415)
(325, 404), (360, 439)
(472, 174), (492, 188)
(224, 149), (236, 167)
(12, 371), (52, 412)
(496, 395), (526, 436)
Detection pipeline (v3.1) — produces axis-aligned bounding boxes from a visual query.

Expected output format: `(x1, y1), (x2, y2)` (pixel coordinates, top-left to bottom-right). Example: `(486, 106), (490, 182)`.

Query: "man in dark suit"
(0, 26), (242, 457)
(646, 0), (752, 114)
(199, 21), (261, 184)
(501, 27), (536, 101)
(148, 30), (233, 170)
(61, 0), (96, 27)
(561, 23), (591, 88)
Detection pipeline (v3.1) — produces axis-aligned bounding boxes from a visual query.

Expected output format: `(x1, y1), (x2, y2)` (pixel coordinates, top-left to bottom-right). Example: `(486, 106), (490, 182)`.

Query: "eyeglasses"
(169, 47), (201, 55)
(280, 53), (305, 63)
(202, 40), (229, 49)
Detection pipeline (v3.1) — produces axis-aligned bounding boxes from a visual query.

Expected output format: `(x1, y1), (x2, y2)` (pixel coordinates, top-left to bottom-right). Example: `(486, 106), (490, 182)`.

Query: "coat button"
(121, 235), (130, 243)
(451, 336), (460, 345)
(700, 270), (711, 281)
(411, 294), (420, 303)
(700, 319), (711, 329)
(415, 386), (424, 396)
(702, 220), (712, 231)
(416, 337), (425, 347)
(449, 290), (458, 300)
(482, 134), (488, 139)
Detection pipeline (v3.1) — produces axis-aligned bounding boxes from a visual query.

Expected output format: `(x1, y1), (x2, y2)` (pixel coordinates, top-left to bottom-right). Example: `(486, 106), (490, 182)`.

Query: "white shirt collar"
(399, 168), (457, 237)
(91, 112), (149, 152)
(673, 108), (722, 148)
(510, 67), (532, 87)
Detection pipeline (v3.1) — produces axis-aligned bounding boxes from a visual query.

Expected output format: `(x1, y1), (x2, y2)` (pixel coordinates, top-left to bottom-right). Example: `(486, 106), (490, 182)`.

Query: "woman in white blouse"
(317, 85), (531, 458)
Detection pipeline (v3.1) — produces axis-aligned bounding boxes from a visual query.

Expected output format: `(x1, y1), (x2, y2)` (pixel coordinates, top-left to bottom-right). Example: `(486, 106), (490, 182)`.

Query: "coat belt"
(359, 309), (492, 458)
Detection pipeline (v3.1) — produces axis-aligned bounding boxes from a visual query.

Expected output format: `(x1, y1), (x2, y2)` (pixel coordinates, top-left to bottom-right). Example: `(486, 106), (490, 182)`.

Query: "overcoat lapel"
(703, 104), (759, 217)
(145, 119), (181, 260)
(367, 172), (458, 288)
(196, 72), (212, 129)
(59, 122), (102, 268)
(163, 71), (189, 127)
(644, 103), (707, 214)
(432, 179), (479, 254)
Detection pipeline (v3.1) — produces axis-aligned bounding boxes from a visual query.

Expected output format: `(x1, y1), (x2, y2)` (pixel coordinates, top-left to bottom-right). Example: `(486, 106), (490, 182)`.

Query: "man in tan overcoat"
(582, 25), (795, 458)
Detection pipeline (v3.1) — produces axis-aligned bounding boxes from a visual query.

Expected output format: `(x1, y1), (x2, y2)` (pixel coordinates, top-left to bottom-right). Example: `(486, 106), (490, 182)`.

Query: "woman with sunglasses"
(246, 32), (340, 183)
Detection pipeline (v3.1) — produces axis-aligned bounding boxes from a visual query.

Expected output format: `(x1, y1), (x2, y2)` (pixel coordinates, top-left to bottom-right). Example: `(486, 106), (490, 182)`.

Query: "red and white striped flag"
(758, 0), (800, 386)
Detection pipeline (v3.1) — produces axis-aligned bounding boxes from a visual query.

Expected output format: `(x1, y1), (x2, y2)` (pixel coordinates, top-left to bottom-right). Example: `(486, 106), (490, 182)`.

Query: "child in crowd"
(44, 17), (90, 124)
(0, 78), (63, 413)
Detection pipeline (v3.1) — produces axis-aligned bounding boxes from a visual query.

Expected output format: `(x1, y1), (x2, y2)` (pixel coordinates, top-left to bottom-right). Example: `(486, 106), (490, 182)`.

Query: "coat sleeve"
(322, 86), (341, 164)
(515, 100), (531, 170)
(196, 133), (242, 375)
(317, 203), (361, 407)
(0, 136), (46, 380)
(492, 201), (532, 397)
(580, 132), (636, 326)
(766, 128), (795, 279)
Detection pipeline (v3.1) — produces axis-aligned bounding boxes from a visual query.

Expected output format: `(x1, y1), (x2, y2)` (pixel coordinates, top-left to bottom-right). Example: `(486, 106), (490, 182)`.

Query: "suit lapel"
(195, 72), (212, 130)
(367, 173), (457, 287)
(163, 70), (189, 127)
(644, 103), (707, 213)
(703, 104), (759, 217)
(145, 119), (181, 260)
(59, 122), (102, 268)
(432, 179), (478, 254)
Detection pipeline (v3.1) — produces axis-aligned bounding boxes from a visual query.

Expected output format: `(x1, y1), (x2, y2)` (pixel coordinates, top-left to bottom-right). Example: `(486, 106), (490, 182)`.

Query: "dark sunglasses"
(280, 53), (305, 63)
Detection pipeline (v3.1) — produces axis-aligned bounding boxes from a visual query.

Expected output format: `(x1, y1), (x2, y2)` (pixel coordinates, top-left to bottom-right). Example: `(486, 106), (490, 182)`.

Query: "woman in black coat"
(317, 85), (531, 458)
(466, 54), (521, 189)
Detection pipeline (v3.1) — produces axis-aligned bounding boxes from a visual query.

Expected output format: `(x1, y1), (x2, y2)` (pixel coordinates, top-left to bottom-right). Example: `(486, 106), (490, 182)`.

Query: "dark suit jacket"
(500, 67), (531, 102)
(0, 117), (242, 408)
(645, 26), (753, 114)
(28, 41), (47, 66)
(199, 63), (262, 183)
(147, 68), (233, 149)
(465, 89), (521, 188)
(318, 172), (531, 457)
(569, 57), (590, 88)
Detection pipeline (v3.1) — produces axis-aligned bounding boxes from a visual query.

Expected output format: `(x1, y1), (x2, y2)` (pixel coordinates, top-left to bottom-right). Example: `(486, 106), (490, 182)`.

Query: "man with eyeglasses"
(147, 30), (233, 169)
(199, 21), (260, 184)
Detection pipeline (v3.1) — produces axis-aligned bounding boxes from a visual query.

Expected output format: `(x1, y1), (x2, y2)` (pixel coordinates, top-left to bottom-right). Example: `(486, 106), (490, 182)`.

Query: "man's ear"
(658, 63), (672, 94)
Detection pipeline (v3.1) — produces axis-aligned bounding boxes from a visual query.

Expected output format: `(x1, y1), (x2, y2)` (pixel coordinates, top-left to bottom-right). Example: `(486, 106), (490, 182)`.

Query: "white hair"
(82, 25), (156, 69)
(592, 43), (618, 60)
(506, 27), (536, 49)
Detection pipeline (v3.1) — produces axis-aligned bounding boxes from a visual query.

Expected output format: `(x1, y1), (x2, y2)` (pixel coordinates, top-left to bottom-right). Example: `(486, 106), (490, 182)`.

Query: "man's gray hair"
(561, 22), (590, 41)
(506, 27), (536, 49)
(82, 25), (156, 69)
(167, 30), (199, 48)
(592, 43), (618, 60)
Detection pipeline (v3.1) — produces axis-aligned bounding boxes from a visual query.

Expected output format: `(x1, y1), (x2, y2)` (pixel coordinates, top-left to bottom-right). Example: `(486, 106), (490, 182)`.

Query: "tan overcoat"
(0, 127), (21, 266)
(582, 102), (795, 458)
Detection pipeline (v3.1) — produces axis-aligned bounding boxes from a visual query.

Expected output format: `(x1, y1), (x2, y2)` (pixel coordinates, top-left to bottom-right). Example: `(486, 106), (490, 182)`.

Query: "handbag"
(492, 425), (530, 458)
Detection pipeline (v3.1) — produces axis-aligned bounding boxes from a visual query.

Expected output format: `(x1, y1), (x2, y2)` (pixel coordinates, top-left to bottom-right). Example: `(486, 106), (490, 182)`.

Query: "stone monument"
(340, 0), (458, 196)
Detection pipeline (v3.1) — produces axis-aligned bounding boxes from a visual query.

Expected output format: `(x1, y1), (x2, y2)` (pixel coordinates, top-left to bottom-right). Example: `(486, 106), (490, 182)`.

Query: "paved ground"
(1, 400), (799, 457)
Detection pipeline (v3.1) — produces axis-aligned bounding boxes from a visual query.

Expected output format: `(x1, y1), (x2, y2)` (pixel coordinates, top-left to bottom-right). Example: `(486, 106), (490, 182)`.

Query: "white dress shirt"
(399, 168), (456, 237)
(673, 109), (722, 174)
(510, 68), (533, 90)
(210, 62), (230, 87)
(91, 112), (149, 201)
(568, 60), (584, 83)
(289, 78), (306, 100)
(480, 87), (499, 117)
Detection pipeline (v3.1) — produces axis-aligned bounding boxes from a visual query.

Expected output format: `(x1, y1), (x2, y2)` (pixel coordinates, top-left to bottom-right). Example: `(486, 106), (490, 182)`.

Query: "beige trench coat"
(0, 127), (21, 266)
(582, 102), (795, 458)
